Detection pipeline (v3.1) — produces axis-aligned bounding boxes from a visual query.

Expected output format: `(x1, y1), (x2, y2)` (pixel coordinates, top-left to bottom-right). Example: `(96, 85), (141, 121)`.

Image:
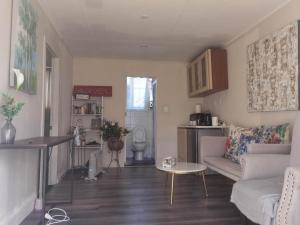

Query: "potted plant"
(100, 120), (129, 151)
(0, 94), (24, 144)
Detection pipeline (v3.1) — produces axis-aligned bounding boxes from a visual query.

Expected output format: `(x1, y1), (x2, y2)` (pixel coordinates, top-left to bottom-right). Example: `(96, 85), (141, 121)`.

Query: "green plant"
(100, 120), (129, 141)
(0, 94), (24, 120)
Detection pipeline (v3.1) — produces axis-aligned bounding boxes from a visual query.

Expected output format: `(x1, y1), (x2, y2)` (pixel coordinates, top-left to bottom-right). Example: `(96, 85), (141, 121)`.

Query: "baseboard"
(0, 194), (36, 225)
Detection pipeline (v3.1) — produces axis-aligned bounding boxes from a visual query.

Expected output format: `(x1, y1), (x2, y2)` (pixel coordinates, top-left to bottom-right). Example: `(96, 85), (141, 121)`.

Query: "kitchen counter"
(178, 125), (226, 129)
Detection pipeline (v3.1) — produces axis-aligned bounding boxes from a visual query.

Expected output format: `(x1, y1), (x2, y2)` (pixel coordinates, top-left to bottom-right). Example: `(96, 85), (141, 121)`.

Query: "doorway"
(44, 46), (55, 137)
(44, 46), (56, 190)
(125, 76), (157, 166)
(43, 44), (62, 187)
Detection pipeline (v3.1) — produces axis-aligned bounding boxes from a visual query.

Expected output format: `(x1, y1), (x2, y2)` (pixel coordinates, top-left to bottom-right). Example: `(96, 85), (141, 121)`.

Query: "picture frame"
(247, 21), (300, 112)
(9, 0), (38, 94)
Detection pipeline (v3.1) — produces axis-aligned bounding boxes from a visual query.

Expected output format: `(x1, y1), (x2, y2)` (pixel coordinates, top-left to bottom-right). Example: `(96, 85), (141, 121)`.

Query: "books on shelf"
(73, 101), (101, 115)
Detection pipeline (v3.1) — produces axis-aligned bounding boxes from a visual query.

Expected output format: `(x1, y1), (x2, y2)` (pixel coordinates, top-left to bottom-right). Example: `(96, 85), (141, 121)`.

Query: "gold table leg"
(170, 173), (175, 205)
(165, 173), (169, 187)
(201, 171), (208, 197)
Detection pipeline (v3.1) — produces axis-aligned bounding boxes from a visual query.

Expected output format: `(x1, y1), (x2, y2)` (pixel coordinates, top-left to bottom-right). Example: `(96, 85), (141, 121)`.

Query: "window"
(127, 77), (152, 111)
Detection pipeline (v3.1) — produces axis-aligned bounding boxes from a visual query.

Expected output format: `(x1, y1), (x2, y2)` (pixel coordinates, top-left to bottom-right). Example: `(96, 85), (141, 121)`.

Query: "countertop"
(178, 125), (226, 129)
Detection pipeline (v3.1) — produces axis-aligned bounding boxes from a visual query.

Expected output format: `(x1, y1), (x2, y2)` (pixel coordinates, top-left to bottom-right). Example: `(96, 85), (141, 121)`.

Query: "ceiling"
(38, 0), (290, 61)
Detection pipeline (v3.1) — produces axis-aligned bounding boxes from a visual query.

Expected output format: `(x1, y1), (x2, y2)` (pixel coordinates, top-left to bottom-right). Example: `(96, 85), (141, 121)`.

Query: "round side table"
(156, 162), (208, 205)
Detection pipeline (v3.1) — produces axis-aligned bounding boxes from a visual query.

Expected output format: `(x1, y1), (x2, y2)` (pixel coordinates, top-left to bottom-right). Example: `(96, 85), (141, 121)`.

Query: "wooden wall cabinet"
(187, 48), (228, 97)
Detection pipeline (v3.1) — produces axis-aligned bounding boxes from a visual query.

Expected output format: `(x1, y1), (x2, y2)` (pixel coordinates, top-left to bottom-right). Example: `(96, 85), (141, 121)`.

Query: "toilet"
(132, 126), (147, 161)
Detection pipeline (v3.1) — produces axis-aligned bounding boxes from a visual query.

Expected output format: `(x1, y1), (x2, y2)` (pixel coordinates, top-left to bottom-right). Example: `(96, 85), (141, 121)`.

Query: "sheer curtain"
(127, 77), (152, 111)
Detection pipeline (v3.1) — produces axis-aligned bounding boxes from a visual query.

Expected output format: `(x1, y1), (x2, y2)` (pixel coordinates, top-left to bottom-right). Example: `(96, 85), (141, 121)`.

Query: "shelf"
(74, 127), (100, 131)
(74, 145), (101, 149)
(71, 93), (104, 152)
(73, 99), (100, 102)
(84, 129), (100, 132)
(72, 114), (101, 116)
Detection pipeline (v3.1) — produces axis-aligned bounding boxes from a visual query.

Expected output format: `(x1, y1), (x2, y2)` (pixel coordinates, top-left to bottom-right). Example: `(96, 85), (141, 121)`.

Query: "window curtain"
(127, 77), (152, 111)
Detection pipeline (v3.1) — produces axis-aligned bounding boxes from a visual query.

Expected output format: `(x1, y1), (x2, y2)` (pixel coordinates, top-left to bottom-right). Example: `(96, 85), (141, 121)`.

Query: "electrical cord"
(45, 208), (70, 224)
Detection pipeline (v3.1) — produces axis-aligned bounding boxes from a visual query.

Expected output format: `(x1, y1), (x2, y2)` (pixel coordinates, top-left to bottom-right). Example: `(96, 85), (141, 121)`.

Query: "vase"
(1, 119), (16, 144)
(107, 137), (124, 151)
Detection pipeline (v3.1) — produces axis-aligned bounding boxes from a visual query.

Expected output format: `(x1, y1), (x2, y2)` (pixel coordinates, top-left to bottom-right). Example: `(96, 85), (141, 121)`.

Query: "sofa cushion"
(262, 123), (290, 144)
(231, 176), (283, 225)
(239, 133), (261, 157)
(204, 156), (242, 178)
(225, 125), (263, 163)
(224, 124), (290, 164)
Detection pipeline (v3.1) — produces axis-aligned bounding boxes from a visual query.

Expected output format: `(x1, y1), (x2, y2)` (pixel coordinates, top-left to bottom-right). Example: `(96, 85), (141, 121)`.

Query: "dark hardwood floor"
(21, 167), (245, 225)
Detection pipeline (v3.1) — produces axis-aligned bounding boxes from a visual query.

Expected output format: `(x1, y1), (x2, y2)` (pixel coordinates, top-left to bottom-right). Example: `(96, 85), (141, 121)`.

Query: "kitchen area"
(177, 110), (225, 164)
(177, 48), (228, 164)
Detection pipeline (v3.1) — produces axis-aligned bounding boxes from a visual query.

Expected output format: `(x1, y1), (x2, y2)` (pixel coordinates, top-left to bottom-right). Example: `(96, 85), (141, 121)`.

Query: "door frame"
(41, 37), (60, 185)
(123, 76), (157, 164)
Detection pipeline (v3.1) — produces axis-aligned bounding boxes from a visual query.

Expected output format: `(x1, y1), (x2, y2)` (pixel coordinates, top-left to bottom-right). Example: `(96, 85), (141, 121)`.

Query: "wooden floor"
(21, 167), (244, 225)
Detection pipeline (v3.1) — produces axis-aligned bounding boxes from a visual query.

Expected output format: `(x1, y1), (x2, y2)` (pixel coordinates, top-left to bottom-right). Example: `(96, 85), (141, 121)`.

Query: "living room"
(0, 0), (299, 225)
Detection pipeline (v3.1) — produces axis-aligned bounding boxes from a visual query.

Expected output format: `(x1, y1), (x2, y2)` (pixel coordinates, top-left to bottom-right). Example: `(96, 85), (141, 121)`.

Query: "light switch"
(163, 106), (169, 113)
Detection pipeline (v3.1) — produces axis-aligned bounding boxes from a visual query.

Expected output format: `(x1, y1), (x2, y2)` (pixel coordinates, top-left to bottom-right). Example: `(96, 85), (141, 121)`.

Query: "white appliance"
(132, 126), (147, 161)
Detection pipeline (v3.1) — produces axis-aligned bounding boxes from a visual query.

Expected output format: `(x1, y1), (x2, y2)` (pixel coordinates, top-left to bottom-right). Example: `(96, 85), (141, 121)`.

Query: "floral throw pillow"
(224, 123), (290, 164)
(224, 125), (253, 163)
(238, 133), (260, 157)
(262, 123), (290, 144)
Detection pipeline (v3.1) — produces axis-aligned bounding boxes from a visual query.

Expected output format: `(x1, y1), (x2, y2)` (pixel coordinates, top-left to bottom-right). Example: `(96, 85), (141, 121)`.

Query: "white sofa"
(230, 112), (300, 225)
(200, 136), (291, 181)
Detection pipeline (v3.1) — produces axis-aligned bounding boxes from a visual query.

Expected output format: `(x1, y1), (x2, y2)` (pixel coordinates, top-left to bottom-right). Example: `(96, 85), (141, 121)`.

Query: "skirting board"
(0, 194), (36, 225)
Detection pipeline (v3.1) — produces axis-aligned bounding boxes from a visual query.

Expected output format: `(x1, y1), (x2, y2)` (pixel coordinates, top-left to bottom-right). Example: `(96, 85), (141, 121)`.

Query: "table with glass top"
(157, 162), (208, 205)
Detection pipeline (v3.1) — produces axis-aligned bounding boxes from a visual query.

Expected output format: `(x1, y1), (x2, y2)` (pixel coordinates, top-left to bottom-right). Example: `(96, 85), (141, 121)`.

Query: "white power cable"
(45, 208), (70, 225)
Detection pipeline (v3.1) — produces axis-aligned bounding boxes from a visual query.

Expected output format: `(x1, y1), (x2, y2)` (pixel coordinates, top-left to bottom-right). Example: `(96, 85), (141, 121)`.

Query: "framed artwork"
(247, 21), (300, 112)
(9, 0), (38, 94)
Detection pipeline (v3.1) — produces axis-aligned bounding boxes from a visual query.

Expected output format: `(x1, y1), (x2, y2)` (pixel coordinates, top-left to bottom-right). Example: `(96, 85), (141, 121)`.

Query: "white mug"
(212, 117), (218, 126)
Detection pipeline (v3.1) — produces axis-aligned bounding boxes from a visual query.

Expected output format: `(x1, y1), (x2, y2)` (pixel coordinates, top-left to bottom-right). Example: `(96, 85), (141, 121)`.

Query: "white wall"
(203, 0), (300, 127)
(56, 42), (73, 179)
(0, 1), (73, 224)
(73, 58), (201, 165)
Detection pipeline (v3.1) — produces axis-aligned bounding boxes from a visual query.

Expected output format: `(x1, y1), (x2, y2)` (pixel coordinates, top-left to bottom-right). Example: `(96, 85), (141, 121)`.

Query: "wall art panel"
(9, 0), (38, 94)
(247, 21), (299, 112)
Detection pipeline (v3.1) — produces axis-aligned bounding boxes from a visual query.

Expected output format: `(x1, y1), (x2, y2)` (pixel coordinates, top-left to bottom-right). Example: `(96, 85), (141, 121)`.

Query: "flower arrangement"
(0, 94), (24, 121)
(100, 120), (129, 141)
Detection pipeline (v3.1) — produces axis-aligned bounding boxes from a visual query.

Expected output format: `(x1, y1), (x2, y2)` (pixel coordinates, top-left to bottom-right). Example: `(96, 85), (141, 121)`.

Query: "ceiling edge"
(37, 0), (74, 57)
(73, 56), (188, 63)
(224, 0), (291, 47)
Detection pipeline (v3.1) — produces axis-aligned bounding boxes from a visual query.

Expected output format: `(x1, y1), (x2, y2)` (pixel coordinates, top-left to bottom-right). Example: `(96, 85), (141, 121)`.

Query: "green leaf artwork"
(9, 0), (38, 94)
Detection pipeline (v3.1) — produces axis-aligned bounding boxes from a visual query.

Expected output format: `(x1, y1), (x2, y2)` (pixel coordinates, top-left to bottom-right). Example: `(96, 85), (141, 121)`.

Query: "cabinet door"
(197, 51), (212, 93)
(193, 61), (200, 91)
(187, 129), (197, 163)
(177, 128), (187, 162)
(187, 65), (194, 96)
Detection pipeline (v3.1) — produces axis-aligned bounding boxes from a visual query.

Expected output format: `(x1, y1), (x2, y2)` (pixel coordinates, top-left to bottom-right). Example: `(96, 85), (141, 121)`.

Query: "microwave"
(190, 113), (212, 126)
